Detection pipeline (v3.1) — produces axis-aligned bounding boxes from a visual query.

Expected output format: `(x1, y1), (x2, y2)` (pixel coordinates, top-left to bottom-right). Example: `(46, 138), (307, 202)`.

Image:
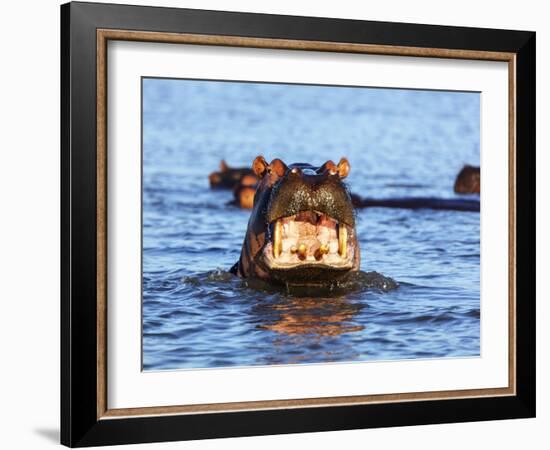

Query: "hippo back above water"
(454, 165), (480, 194)
(231, 156), (360, 286)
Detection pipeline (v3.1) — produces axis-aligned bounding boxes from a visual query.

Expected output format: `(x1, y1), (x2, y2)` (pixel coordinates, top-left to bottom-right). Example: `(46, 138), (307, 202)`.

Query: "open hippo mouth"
(232, 156), (360, 285)
(258, 161), (359, 283)
(264, 210), (356, 272)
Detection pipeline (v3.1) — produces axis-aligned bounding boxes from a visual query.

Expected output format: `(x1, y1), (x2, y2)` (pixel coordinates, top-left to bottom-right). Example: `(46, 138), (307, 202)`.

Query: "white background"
(0, 0), (546, 449)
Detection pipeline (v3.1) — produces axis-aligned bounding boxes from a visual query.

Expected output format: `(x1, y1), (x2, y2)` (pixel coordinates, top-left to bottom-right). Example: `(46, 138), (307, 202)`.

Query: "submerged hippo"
(230, 156), (360, 285)
(232, 183), (257, 209)
(208, 160), (258, 189)
(454, 165), (480, 194)
(229, 173), (258, 209)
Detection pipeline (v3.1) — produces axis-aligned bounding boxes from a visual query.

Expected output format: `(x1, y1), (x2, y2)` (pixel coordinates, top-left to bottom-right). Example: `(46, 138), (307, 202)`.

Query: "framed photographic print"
(60, 1), (536, 447)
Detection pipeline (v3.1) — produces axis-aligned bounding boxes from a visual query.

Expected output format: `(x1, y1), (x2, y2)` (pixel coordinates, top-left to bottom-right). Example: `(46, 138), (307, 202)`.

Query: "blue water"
(142, 78), (480, 371)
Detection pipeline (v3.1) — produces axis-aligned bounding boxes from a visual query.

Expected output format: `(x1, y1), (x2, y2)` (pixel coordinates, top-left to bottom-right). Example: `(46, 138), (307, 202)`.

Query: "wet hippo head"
(232, 156), (360, 285)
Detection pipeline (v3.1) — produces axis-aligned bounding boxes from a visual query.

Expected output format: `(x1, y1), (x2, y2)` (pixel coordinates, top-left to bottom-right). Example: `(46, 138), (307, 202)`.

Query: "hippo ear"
(337, 158), (350, 179)
(320, 160), (338, 175)
(220, 159), (229, 172)
(252, 156), (269, 178)
(270, 158), (288, 177)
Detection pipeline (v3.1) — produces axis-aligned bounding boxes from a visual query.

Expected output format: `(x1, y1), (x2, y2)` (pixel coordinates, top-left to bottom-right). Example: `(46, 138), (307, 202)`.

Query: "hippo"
(229, 173), (258, 209)
(230, 156), (360, 285)
(454, 165), (480, 194)
(208, 160), (258, 189)
(232, 184), (257, 209)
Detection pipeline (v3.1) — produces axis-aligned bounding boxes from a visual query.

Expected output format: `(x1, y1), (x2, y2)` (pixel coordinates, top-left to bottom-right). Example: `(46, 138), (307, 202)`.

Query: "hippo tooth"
(338, 224), (347, 258)
(298, 243), (307, 260)
(290, 245), (298, 254)
(273, 220), (282, 258)
(314, 243), (329, 260)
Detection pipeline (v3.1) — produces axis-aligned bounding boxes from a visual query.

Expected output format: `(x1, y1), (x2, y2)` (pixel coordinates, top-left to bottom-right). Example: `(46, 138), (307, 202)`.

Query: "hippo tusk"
(273, 220), (282, 258)
(338, 224), (347, 258)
